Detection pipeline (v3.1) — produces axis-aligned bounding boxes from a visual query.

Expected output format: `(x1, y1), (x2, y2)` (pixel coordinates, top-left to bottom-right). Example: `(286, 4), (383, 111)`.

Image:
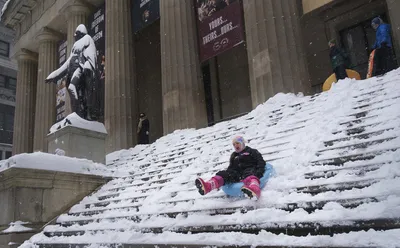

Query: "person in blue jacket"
(371, 17), (396, 76)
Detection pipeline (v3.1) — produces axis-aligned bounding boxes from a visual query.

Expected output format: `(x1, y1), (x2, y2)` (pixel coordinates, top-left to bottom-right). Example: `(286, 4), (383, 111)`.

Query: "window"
(0, 41), (9, 57)
(5, 151), (11, 159)
(8, 78), (16, 90)
(0, 41), (8, 56)
(0, 75), (17, 90)
(5, 113), (13, 131)
(0, 75), (5, 88)
(0, 113), (4, 130)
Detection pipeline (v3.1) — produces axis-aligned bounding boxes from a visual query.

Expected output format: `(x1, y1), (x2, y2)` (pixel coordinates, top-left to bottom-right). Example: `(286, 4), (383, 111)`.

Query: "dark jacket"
(138, 118), (150, 144)
(373, 23), (393, 49)
(227, 146), (266, 176)
(329, 46), (348, 69)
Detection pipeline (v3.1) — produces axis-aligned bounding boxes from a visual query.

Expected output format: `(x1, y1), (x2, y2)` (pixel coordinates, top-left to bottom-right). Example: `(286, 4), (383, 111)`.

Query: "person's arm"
(46, 55), (71, 83)
(251, 148), (266, 172)
(372, 28), (381, 50)
(226, 152), (236, 171)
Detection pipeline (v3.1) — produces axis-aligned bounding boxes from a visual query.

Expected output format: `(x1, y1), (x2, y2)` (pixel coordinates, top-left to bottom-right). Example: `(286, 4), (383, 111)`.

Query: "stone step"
(326, 127), (396, 146)
(149, 218), (400, 236)
(311, 147), (400, 166)
(37, 243), (375, 248)
(51, 217), (400, 238)
(347, 103), (395, 119)
(316, 136), (397, 155)
(63, 196), (380, 227)
(303, 162), (388, 179)
(339, 114), (380, 127)
(68, 193), (382, 220)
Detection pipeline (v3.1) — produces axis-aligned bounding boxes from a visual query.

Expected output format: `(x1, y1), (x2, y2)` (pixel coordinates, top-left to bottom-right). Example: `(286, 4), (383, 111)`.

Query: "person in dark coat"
(137, 113), (150, 144)
(371, 17), (395, 76)
(195, 136), (266, 199)
(328, 39), (348, 81)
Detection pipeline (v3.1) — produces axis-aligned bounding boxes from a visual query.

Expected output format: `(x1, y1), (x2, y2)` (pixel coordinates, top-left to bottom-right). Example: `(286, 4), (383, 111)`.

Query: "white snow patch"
(2, 221), (33, 233)
(0, 152), (119, 177)
(49, 112), (107, 134)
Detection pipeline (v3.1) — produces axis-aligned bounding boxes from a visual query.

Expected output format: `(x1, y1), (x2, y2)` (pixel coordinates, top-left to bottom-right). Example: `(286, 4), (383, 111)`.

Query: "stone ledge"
(47, 125), (107, 140)
(0, 167), (110, 244)
(0, 168), (110, 191)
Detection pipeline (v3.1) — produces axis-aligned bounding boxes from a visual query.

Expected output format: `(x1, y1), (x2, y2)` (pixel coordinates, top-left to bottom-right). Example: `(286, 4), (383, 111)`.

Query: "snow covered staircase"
(22, 71), (400, 247)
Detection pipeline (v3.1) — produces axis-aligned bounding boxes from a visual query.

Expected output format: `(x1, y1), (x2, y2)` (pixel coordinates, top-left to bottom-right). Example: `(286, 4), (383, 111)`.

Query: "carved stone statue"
(46, 24), (100, 121)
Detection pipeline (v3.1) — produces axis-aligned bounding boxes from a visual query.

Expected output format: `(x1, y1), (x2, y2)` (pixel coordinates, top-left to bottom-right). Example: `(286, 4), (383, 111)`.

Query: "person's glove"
(146, 131), (149, 135)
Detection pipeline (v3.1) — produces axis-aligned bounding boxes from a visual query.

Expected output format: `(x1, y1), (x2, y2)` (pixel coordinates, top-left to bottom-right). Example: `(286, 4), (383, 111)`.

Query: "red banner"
(196, 0), (245, 62)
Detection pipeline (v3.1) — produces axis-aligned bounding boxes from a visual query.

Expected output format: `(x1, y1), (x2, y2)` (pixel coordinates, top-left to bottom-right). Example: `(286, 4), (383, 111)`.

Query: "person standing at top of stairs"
(195, 136), (266, 199)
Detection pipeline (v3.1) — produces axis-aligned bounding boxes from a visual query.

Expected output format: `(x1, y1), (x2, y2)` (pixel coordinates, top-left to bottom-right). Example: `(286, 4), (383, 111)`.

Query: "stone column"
(386, 0), (400, 64)
(62, 0), (92, 55)
(243, 0), (311, 108)
(105, 0), (136, 153)
(33, 28), (62, 152)
(160, 0), (207, 134)
(12, 49), (38, 155)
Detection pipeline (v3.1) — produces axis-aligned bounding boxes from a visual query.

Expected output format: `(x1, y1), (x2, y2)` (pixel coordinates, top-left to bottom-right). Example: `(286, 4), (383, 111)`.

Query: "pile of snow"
(0, 152), (121, 177)
(2, 221), (33, 233)
(49, 112), (107, 134)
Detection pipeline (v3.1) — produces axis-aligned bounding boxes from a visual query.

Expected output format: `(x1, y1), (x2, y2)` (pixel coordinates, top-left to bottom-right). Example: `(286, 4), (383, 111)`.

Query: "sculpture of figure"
(46, 24), (99, 121)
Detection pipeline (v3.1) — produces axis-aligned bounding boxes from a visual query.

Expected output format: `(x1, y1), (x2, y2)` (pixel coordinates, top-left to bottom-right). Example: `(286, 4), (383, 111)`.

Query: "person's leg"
(383, 46), (395, 74)
(334, 65), (347, 80)
(373, 47), (384, 77)
(241, 168), (263, 199)
(68, 68), (85, 118)
(195, 169), (239, 195)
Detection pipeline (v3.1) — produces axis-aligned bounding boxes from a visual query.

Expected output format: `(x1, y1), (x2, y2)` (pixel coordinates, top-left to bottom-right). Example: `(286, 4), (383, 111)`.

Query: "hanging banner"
(195, 0), (245, 62)
(132, 0), (160, 33)
(88, 4), (105, 122)
(55, 40), (68, 122)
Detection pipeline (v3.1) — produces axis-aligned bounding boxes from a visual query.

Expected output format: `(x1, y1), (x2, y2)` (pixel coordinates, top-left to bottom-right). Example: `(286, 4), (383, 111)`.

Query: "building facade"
(1, 0), (399, 155)
(0, 0), (17, 159)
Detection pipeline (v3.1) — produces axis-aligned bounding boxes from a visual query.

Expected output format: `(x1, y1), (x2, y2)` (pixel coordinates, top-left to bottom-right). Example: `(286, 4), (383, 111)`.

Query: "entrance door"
(340, 15), (397, 78)
(202, 64), (215, 125)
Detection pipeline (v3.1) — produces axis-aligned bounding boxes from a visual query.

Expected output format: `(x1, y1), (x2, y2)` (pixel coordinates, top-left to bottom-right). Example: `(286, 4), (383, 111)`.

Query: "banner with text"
(132, 0), (160, 33)
(195, 0), (244, 62)
(88, 4), (105, 122)
(56, 40), (68, 122)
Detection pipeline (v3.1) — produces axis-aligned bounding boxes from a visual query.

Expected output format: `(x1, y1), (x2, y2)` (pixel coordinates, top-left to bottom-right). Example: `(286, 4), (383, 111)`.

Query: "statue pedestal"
(47, 114), (107, 164)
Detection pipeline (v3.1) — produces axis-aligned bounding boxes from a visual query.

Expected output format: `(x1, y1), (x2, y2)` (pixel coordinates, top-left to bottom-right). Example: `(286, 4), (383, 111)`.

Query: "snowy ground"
(0, 152), (121, 177)
(19, 69), (400, 247)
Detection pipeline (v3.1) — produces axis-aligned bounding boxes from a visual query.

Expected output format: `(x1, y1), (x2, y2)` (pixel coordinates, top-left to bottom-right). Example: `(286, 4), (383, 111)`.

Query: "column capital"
(36, 27), (64, 43)
(61, 0), (93, 19)
(16, 49), (38, 62)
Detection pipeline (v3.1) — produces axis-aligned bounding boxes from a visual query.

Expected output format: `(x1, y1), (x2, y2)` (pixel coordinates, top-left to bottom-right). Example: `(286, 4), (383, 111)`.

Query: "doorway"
(340, 14), (397, 78)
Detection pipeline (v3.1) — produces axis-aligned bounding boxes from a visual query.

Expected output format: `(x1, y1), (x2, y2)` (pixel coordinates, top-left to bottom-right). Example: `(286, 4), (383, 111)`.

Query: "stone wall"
(0, 168), (109, 248)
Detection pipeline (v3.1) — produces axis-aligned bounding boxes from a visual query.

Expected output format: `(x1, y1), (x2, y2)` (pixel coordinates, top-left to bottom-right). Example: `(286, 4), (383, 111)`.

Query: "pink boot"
(195, 176), (224, 195)
(241, 176), (261, 200)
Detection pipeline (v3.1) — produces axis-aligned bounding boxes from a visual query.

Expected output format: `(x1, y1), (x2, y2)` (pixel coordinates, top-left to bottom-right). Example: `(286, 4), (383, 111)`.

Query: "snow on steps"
(21, 70), (400, 247)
